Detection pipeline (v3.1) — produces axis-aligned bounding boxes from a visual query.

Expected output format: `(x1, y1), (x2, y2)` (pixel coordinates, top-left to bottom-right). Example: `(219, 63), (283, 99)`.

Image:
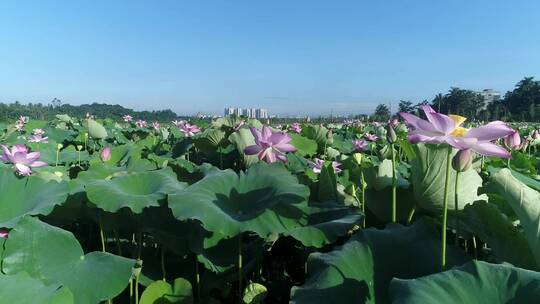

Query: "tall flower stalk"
(387, 124), (397, 222)
(440, 146), (452, 270)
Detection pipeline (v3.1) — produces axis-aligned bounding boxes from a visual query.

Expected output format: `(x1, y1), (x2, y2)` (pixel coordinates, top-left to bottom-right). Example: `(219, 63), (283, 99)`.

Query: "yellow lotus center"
(448, 114), (468, 137)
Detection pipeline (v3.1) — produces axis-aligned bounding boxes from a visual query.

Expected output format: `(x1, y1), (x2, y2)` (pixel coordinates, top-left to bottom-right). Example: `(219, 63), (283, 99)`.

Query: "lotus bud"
(76, 145), (83, 151)
(352, 153), (363, 165)
(101, 146), (111, 161)
(386, 125), (397, 143)
(57, 143), (63, 150)
(504, 131), (521, 150)
(452, 149), (472, 172)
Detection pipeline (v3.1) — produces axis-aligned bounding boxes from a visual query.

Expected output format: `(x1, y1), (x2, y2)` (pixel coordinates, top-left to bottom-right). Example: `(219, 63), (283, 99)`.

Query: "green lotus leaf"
(290, 220), (470, 303)
(289, 133), (317, 157)
(389, 260), (540, 303)
(490, 169), (540, 268)
(0, 272), (74, 304)
(318, 163), (338, 202)
(193, 129), (226, 153)
(228, 128), (258, 167)
(85, 118), (108, 139)
(56, 114), (73, 123)
(86, 167), (186, 213)
(460, 201), (537, 270)
(2, 216), (135, 304)
(302, 125), (331, 151)
(410, 143), (487, 212)
(243, 282), (267, 304)
(169, 162), (309, 238)
(140, 278), (193, 304)
(0, 167), (68, 228)
(286, 202), (363, 248)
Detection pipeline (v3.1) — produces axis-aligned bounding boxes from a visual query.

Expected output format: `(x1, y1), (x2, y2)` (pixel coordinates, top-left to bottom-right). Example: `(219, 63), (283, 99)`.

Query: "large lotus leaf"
(290, 220), (470, 304)
(302, 125), (331, 151)
(389, 260), (540, 303)
(289, 133), (317, 157)
(169, 162), (309, 238)
(460, 201), (537, 270)
(410, 144), (487, 212)
(362, 160), (415, 222)
(243, 282), (267, 304)
(2, 216), (135, 304)
(286, 202), (363, 248)
(0, 167), (68, 228)
(0, 272), (74, 304)
(85, 118), (108, 139)
(318, 163), (338, 202)
(140, 278), (193, 304)
(490, 169), (540, 269)
(86, 167), (186, 213)
(228, 128), (258, 167)
(193, 128), (226, 153)
(56, 114), (73, 123)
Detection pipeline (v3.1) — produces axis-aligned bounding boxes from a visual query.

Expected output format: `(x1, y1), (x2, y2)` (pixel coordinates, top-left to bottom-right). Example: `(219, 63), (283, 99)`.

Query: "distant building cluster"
(478, 89), (501, 109)
(224, 107), (268, 119)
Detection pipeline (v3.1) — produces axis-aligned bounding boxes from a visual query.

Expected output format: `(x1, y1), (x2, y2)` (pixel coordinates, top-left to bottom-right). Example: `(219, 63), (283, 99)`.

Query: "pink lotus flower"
(308, 158), (342, 174)
(101, 146), (111, 161)
(32, 128), (45, 136)
(234, 120), (245, 131)
(0, 144), (47, 176)
(388, 118), (399, 127)
(179, 123), (201, 137)
(399, 105), (514, 158)
(364, 133), (379, 141)
(352, 139), (368, 151)
(244, 126), (296, 163)
(290, 123), (302, 133)
(28, 135), (48, 143)
(122, 115), (133, 122)
(18, 116), (29, 124)
(14, 122), (25, 131)
(135, 120), (147, 128)
(172, 120), (184, 127)
(152, 122), (161, 130)
(0, 231), (8, 238)
(504, 130), (521, 150)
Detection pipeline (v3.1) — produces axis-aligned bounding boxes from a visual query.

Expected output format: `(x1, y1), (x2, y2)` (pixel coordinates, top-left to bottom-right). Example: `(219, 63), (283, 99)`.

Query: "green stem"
(195, 256), (201, 302)
(406, 206), (416, 225)
(55, 148), (60, 167)
(360, 170), (366, 228)
(114, 229), (122, 256)
(238, 234), (243, 304)
(135, 232), (142, 304)
(161, 245), (166, 281)
(454, 172), (460, 246)
(441, 146), (452, 271)
(472, 235), (478, 260)
(99, 220), (106, 252)
(390, 143), (397, 223)
(507, 158), (511, 168)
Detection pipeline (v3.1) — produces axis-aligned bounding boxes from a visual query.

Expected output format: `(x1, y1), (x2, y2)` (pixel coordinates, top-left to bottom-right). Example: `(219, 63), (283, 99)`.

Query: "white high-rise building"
(478, 89), (501, 109)
(234, 108), (243, 116)
(243, 108), (251, 118)
(224, 107), (235, 116)
(250, 108), (257, 118)
(258, 108), (268, 119)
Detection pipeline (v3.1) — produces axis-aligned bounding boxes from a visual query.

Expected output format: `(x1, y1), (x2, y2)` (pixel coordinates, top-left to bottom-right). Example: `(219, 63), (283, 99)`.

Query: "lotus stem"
(55, 148), (60, 167)
(360, 170), (366, 228)
(161, 245), (166, 281)
(441, 146), (452, 271)
(238, 234), (243, 304)
(507, 158), (511, 168)
(390, 143), (397, 223)
(99, 218), (106, 252)
(195, 256), (201, 302)
(114, 229), (122, 256)
(406, 206), (416, 225)
(472, 235), (478, 259)
(454, 172), (460, 246)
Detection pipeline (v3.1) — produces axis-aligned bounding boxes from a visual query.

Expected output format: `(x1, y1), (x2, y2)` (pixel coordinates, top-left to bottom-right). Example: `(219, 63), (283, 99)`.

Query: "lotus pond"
(0, 108), (540, 303)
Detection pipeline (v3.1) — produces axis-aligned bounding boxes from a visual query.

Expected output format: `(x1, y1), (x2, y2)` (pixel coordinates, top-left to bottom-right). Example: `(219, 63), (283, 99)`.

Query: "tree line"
(0, 99), (180, 122)
(372, 77), (540, 122)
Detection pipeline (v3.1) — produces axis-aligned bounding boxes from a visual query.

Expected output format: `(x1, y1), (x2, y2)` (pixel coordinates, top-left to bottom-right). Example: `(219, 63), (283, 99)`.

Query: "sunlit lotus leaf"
(2, 216), (135, 304)
(389, 261), (540, 303)
(0, 272), (74, 304)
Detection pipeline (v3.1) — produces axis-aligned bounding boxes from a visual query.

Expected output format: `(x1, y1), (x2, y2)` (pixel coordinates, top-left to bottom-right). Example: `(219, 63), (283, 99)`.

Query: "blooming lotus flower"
(0, 231), (8, 238)
(32, 128), (45, 136)
(135, 120), (147, 128)
(172, 120), (184, 127)
(152, 122), (161, 130)
(179, 123), (201, 137)
(123, 115), (133, 122)
(504, 130), (521, 150)
(352, 139), (368, 151)
(101, 146), (111, 161)
(14, 122), (25, 131)
(244, 126), (296, 163)
(399, 105), (514, 158)
(308, 158), (342, 174)
(28, 135), (48, 143)
(290, 123), (302, 133)
(0, 144), (47, 176)
(18, 116), (29, 124)
(364, 133), (379, 141)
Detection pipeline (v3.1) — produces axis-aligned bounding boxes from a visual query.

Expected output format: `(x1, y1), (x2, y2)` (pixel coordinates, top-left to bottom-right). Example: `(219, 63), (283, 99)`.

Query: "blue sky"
(1, 1), (539, 116)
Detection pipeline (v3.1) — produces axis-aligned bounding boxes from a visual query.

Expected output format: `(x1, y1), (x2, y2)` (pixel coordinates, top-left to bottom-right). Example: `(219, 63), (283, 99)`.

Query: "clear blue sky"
(1, 1), (539, 116)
